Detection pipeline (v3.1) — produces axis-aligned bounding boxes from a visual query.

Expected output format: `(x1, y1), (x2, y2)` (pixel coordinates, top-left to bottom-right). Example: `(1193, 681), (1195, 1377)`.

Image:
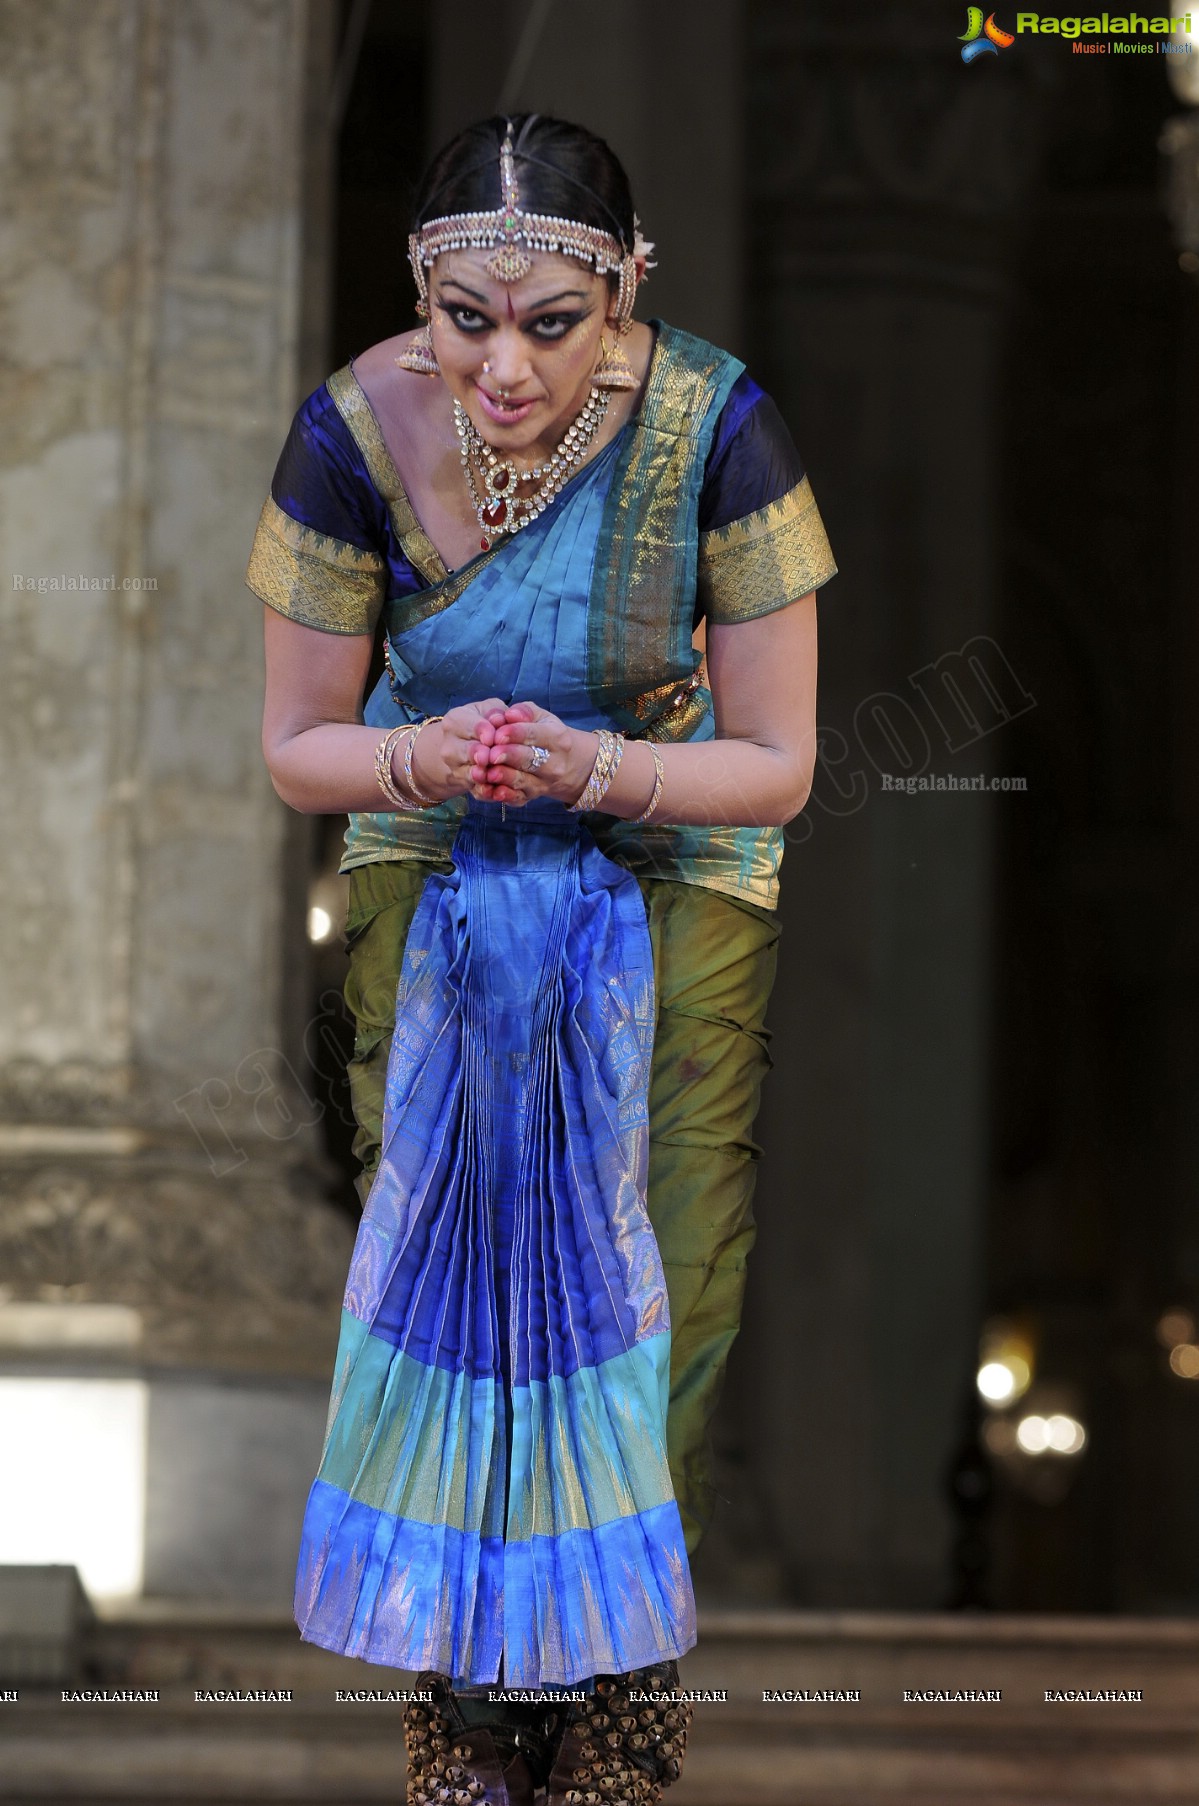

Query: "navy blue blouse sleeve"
(698, 374), (806, 533)
(696, 373), (837, 625)
(246, 385), (390, 636)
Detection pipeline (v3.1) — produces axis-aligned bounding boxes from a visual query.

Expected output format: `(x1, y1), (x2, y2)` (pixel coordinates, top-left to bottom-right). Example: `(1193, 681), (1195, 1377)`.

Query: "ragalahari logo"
(960, 7), (1016, 58)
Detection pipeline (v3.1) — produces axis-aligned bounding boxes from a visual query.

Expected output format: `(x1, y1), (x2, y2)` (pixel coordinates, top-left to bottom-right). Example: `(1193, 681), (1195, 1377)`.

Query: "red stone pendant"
(491, 466), (511, 492)
(482, 498), (508, 529)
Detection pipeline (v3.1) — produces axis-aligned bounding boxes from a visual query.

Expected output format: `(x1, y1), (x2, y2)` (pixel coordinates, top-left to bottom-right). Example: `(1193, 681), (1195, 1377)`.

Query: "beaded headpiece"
(409, 128), (641, 330)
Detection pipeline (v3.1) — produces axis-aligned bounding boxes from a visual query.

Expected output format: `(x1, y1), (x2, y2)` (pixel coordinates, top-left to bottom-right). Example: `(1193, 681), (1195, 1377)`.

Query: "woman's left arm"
(487, 593), (818, 826)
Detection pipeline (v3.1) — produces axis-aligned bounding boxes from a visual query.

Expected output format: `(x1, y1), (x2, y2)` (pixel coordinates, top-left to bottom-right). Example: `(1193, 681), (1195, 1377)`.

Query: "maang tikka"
(396, 126), (650, 382)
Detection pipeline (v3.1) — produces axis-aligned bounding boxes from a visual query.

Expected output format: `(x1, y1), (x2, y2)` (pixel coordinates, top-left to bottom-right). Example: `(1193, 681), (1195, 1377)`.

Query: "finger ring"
(528, 743), (550, 772)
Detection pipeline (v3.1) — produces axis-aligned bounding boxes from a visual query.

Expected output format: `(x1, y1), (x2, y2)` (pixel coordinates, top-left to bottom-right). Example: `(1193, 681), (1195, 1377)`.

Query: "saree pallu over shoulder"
(583, 325), (742, 726)
(582, 326), (786, 905)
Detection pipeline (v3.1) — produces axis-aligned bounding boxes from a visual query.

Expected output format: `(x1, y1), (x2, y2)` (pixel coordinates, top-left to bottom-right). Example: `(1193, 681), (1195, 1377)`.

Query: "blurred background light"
(978, 1359), (1019, 1403)
(306, 870), (347, 947)
(307, 904), (334, 944)
(1168, 1342), (1199, 1379)
(0, 1378), (147, 1598)
(1016, 1411), (1086, 1458)
(976, 1318), (1034, 1408)
(1168, 18), (1199, 103)
(1156, 1307), (1195, 1348)
(982, 1416), (1018, 1457)
(1017, 1414), (1050, 1454)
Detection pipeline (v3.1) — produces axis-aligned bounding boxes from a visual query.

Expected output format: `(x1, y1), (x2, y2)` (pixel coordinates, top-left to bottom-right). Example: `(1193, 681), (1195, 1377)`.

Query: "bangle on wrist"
(568, 728), (625, 814)
(403, 714), (444, 806)
(629, 741), (665, 824)
(375, 724), (421, 811)
(374, 715), (444, 812)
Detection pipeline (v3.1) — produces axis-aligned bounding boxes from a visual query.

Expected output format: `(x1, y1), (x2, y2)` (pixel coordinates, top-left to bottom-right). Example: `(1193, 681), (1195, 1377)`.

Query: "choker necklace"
(454, 388), (609, 550)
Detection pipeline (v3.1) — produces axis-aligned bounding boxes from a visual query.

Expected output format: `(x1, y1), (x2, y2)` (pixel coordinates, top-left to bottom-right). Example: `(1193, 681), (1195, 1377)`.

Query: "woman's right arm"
(260, 608), (509, 814)
(261, 610), (382, 813)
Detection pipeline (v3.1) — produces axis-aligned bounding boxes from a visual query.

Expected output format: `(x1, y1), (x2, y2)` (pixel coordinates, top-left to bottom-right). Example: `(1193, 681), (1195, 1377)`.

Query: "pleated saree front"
(293, 434), (696, 1685)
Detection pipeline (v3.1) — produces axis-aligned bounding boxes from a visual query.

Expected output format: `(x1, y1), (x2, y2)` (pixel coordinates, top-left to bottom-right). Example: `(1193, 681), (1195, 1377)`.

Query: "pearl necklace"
(454, 388), (609, 550)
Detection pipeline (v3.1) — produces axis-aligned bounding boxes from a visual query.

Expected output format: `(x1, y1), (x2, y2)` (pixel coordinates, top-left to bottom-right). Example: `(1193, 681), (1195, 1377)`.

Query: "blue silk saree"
(251, 325), (838, 1686)
(293, 432), (703, 1686)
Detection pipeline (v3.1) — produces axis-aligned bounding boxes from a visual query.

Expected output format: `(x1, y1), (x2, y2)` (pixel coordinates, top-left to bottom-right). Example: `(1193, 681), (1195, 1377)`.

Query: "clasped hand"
(410, 699), (596, 809)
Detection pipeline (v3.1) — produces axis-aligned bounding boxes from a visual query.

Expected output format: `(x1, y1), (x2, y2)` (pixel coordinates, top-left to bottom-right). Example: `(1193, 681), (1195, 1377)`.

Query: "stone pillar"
(0, 0), (345, 1605)
(723, 1), (1045, 1606)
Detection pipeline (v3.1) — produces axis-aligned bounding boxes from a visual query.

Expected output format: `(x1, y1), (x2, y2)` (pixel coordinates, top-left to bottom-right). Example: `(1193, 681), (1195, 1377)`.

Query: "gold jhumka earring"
(394, 299), (440, 377)
(593, 332), (639, 392)
(593, 234), (644, 390)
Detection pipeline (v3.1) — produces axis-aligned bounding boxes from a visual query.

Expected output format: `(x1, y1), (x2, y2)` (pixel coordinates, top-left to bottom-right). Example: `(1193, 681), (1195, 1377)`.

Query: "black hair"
(413, 113), (635, 252)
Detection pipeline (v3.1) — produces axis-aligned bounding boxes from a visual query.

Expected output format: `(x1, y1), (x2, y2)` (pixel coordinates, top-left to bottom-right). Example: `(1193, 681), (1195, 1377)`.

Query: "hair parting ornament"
(407, 125), (643, 335)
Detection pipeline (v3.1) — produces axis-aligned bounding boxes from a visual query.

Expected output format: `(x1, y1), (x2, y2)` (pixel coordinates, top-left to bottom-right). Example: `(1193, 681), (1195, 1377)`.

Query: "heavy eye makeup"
(434, 300), (593, 341)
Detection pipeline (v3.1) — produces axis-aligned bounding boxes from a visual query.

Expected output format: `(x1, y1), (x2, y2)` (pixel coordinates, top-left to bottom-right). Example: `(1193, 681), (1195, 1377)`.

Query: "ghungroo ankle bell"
(542, 1663), (692, 1806)
(403, 1674), (537, 1806)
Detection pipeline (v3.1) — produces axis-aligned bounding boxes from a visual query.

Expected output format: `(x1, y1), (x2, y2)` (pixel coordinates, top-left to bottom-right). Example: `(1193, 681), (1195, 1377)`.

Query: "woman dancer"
(249, 114), (835, 1806)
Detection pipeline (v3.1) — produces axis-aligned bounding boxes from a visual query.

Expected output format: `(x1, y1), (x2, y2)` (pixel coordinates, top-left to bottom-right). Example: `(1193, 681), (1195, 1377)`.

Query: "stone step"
(2, 1605), (1197, 1803)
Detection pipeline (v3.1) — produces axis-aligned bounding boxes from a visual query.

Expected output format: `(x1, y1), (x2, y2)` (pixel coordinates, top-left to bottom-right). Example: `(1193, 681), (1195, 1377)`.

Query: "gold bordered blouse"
(246, 323), (836, 910)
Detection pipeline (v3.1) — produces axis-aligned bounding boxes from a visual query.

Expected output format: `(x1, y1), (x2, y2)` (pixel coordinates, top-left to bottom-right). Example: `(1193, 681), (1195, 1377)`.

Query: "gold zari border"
(247, 498), (385, 636)
(587, 330), (734, 710)
(624, 661), (711, 745)
(385, 547), (502, 639)
(326, 366), (447, 589)
(592, 820), (784, 912)
(697, 475), (837, 625)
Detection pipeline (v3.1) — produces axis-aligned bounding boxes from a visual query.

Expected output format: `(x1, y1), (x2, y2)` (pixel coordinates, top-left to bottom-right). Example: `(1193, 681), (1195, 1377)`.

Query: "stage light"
(1016, 1414), (1050, 1453)
(1157, 1308), (1195, 1349)
(307, 870), (347, 946)
(1044, 1413), (1086, 1454)
(1169, 1342), (1199, 1379)
(1016, 1411), (1086, 1457)
(976, 1320), (1033, 1407)
(977, 1360), (1018, 1403)
(0, 1378), (147, 1598)
(307, 904), (334, 944)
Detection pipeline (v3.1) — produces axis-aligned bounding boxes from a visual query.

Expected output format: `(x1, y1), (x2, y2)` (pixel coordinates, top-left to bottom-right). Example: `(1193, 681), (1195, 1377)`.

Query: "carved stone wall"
(0, 0), (349, 1382)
